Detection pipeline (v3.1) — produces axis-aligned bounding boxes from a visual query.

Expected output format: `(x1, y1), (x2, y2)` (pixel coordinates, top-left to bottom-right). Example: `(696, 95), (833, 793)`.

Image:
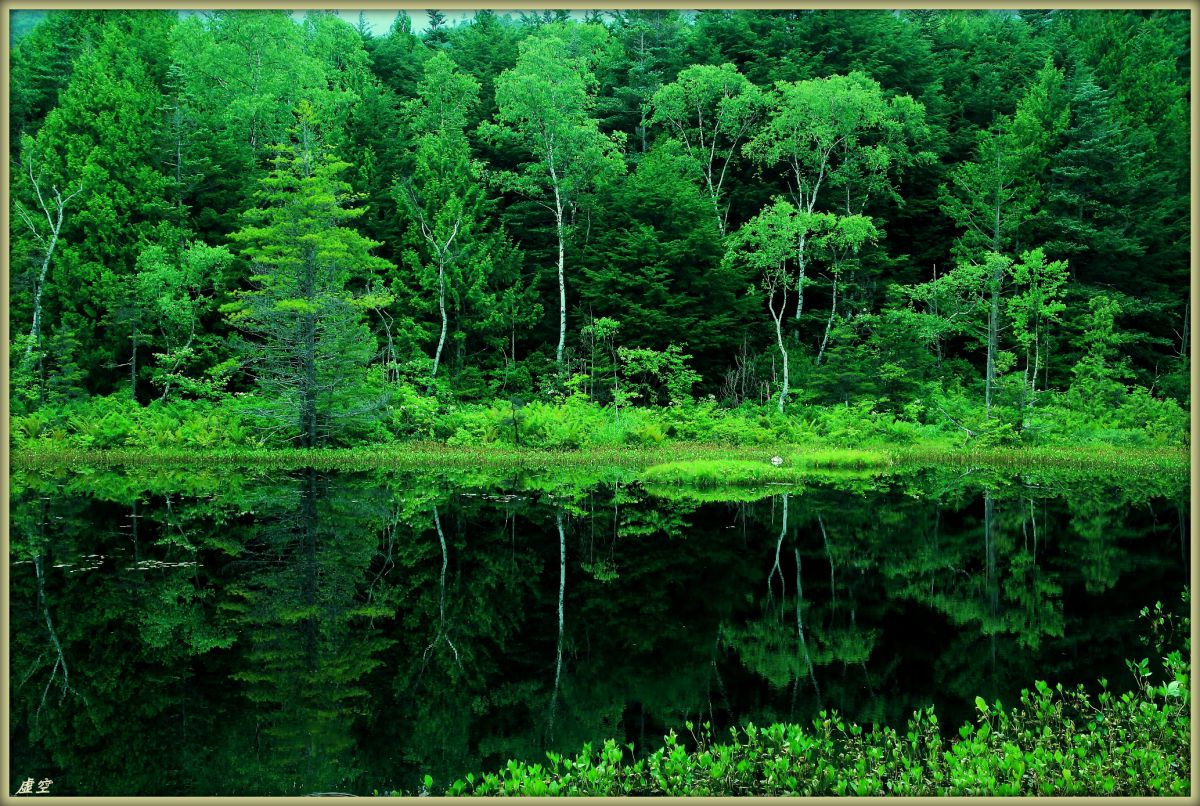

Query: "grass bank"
(11, 441), (1187, 478)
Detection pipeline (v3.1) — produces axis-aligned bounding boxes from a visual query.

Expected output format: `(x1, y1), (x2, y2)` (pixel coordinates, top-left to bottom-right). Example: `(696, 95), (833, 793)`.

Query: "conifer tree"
(226, 103), (393, 447)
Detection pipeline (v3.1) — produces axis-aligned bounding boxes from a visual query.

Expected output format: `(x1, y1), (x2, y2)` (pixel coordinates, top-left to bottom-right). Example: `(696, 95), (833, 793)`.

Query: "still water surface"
(8, 465), (1188, 795)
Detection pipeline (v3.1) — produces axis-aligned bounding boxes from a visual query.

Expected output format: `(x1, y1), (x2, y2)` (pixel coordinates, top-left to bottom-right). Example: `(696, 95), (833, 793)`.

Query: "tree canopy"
(8, 9), (1190, 443)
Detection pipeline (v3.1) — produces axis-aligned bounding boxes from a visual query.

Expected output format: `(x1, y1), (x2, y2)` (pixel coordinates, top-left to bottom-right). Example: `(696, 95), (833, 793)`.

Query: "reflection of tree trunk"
(300, 469), (319, 786)
(818, 514), (835, 612)
(365, 508), (398, 616)
(436, 507), (449, 632)
(768, 493), (788, 599)
(710, 631), (730, 718)
(421, 506), (461, 670)
(548, 508), (566, 741)
(794, 547), (820, 706)
(931, 506), (941, 597)
(985, 492), (997, 671)
(985, 492), (996, 607)
(301, 469), (319, 677)
(131, 498), (141, 565)
(33, 552), (82, 721)
(1029, 497), (1038, 560)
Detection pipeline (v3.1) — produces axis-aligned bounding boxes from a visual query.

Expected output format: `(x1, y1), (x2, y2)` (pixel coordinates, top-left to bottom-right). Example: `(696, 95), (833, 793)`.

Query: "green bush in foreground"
(384, 594), (1189, 797)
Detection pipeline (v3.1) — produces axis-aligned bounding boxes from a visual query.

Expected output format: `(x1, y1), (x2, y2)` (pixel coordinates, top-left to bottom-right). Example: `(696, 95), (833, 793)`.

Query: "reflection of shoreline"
(8, 472), (1186, 795)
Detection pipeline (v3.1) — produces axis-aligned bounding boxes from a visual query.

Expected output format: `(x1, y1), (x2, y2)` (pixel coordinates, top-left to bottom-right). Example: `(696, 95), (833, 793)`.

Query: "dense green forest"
(8, 9), (1190, 451)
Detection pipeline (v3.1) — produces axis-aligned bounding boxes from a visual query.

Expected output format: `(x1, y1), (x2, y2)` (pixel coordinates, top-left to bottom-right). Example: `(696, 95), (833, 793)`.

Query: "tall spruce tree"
(226, 102), (393, 447)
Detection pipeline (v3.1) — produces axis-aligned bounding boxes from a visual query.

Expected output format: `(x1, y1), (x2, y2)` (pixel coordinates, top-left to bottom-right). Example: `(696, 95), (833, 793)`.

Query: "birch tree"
(1006, 248), (1068, 419)
(483, 26), (624, 368)
(396, 53), (486, 388)
(745, 72), (929, 333)
(724, 199), (835, 412)
(13, 137), (84, 373)
(814, 214), (880, 366)
(648, 63), (764, 236)
(905, 249), (1064, 424)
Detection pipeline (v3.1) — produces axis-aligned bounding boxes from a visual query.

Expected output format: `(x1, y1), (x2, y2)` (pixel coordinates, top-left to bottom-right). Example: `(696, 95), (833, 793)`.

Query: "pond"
(8, 465), (1189, 796)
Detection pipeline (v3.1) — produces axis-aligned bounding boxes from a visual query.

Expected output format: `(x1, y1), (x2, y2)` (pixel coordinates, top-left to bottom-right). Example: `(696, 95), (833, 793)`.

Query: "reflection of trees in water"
(13, 497), (88, 726)
(227, 468), (396, 795)
(420, 505), (463, 673)
(6, 467), (1188, 795)
(8, 475), (243, 794)
(546, 507), (566, 742)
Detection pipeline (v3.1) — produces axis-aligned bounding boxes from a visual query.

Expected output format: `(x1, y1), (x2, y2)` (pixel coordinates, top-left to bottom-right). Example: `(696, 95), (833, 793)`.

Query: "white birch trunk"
(817, 270), (838, 365)
(551, 171), (567, 367)
(771, 286), (790, 414)
(430, 261), (448, 383)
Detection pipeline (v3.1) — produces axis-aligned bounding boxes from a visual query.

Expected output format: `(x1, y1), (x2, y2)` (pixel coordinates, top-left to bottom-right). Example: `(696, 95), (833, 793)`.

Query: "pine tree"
(424, 9), (450, 49)
(226, 102), (393, 447)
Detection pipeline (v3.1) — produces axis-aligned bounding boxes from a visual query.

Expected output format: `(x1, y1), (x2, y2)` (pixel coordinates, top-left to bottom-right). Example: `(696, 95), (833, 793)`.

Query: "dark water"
(8, 465), (1189, 796)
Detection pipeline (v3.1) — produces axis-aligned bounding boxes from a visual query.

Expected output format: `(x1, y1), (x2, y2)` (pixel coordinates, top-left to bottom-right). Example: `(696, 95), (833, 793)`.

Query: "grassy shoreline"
(11, 441), (1188, 476)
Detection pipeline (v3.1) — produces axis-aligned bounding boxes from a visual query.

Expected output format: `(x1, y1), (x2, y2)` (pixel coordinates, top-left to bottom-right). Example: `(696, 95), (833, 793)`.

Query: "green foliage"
(7, 8), (1189, 453)
(225, 102), (392, 446)
(424, 596), (1189, 795)
(649, 62), (764, 232)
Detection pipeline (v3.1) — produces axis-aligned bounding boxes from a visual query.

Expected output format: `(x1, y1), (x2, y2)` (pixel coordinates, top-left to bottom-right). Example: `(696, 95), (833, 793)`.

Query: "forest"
(8, 8), (1191, 453)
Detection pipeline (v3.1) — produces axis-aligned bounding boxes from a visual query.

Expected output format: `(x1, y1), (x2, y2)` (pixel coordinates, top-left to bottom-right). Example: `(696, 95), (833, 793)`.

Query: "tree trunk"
(702, 164), (726, 237)
(817, 270), (838, 365)
(983, 141), (1007, 421)
(17, 160), (81, 371)
(612, 345), (620, 419)
(20, 202), (71, 370)
(23, 226), (60, 368)
(985, 265), (1002, 420)
(770, 284), (790, 414)
(550, 165), (567, 367)
(1181, 300), (1190, 359)
(302, 311), (317, 447)
(430, 260), (448, 386)
(932, 264), (943, 370)
(130, 336), (138, 404)
(301, 247), (318, 448)
(793, 237), (807, 340)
